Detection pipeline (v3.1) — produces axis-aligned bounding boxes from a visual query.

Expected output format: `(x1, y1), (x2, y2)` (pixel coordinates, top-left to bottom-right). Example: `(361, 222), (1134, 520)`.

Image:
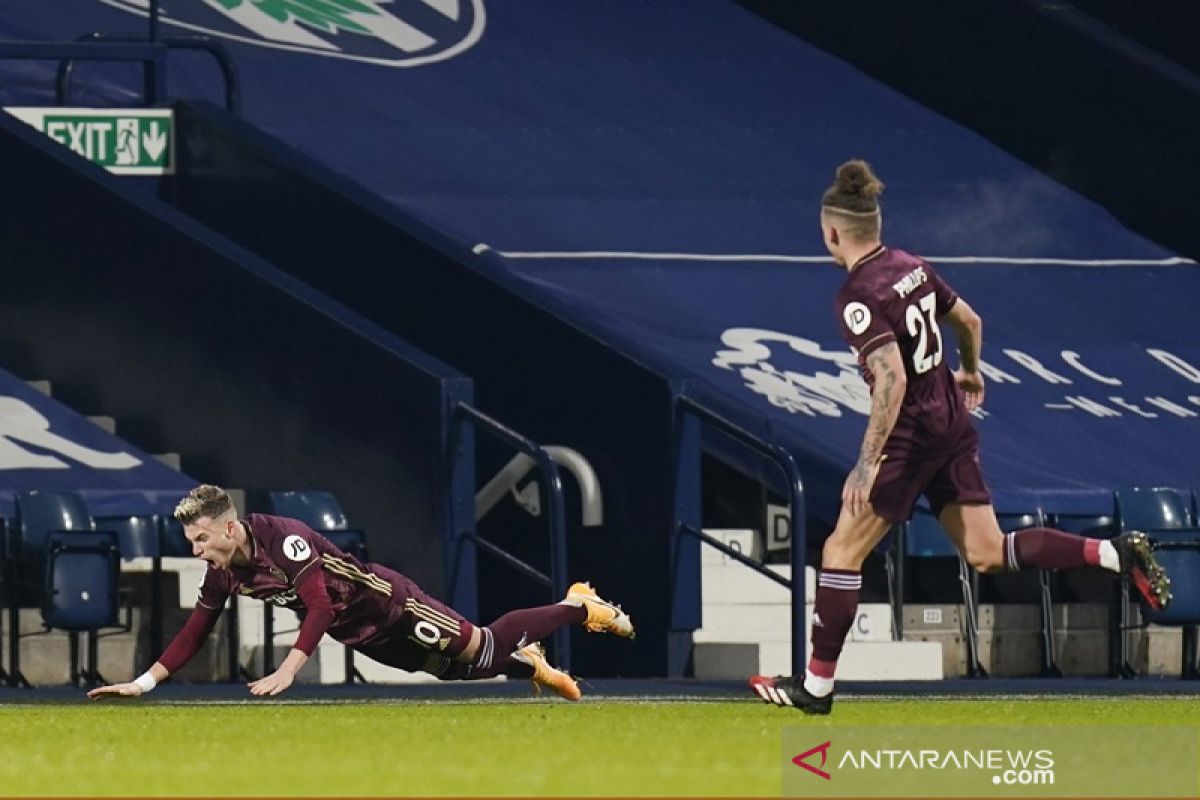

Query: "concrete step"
(700, 528), (764, 565)
(702, 562), (815, 604)
(693, 639), (943, 681)
(694, 602), (894, 643)
(121, 556), (208, 608)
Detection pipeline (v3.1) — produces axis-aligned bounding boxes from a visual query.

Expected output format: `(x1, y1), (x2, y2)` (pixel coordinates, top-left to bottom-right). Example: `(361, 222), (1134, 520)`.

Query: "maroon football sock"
(471, 604), (586, 671)
(1002, 527), (1099, 571)
(807, 569), (862, 679)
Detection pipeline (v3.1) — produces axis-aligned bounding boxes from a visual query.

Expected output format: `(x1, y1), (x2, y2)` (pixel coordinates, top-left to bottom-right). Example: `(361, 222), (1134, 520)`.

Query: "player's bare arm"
(87, 661), (169, 700)
(249, 648), (308, 697)
(843, 341), (906, 516)
(942, 298), (985, 411)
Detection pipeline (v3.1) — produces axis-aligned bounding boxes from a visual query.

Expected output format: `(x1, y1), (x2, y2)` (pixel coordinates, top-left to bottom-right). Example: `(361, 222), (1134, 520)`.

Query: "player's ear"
(828, 226), (840, 246)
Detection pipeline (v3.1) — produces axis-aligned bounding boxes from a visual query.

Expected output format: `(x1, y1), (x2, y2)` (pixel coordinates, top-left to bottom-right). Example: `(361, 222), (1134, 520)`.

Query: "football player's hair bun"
(834, 160), (884, 200)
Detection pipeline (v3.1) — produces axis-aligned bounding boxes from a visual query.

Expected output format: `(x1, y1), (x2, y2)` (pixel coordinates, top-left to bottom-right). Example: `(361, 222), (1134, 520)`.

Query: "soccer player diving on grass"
(88, 484), (633, 701)
(749, 160), (1172, 715)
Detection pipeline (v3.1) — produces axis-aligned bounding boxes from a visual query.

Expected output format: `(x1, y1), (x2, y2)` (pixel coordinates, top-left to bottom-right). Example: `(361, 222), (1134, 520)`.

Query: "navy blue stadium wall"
(736, 0), (1200, 262)
(160, 101), (681, 677)
(0, 110), (473, 595)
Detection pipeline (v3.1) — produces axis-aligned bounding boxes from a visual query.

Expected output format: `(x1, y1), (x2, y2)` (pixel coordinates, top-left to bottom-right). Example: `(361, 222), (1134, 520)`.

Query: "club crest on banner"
(712, 328), (871, 418)
(97, 0), (485, 67)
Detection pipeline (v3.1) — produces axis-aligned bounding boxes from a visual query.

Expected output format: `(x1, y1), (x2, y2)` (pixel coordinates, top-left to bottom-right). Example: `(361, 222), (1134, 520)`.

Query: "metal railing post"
(674, 395), (807, 675)
(452, 403), (572, 672)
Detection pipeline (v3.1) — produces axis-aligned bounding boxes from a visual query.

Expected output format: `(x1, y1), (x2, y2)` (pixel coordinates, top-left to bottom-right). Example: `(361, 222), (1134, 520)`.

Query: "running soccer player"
(749, 160), (1171, 714)
(88, 485), (632, 701)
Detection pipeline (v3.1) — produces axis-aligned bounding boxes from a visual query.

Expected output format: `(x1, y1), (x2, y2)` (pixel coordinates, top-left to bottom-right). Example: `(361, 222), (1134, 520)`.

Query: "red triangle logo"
(792, 740), (832, 780)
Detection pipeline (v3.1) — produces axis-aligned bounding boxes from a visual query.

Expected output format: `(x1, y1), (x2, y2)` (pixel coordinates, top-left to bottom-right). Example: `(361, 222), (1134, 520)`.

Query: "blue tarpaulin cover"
(0, 368), (194, 516)
(1, 0), (1195, 517)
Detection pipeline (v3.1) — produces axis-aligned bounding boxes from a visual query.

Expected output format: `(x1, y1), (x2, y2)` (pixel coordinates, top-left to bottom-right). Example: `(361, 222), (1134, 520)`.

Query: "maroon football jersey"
(196, 513), (409, 647)
(834, 246), (975, 454)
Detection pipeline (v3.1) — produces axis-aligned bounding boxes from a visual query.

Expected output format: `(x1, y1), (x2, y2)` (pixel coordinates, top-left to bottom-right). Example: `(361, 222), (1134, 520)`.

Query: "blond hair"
(174, 484), (235, 525)
(821, 159), (884, 242)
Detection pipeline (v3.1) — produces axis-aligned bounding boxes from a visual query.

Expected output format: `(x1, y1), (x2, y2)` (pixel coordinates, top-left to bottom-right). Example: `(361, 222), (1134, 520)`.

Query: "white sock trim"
(804, 669), (835, 698)
(1099, 540), (1120, 572)
(1005, 532), (1020, 572)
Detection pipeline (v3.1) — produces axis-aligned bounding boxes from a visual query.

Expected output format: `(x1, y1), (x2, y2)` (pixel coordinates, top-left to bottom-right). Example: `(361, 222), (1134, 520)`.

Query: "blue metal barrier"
(450, 403), (571, 671)
(0, 0), (240, 112)
(55, 34), (240, 113)
(673, 394), (807, 675)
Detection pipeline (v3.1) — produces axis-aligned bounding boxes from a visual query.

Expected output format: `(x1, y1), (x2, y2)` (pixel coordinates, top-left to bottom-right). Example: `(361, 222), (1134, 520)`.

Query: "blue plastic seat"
(266, 490), (349, 531)
(16, 490), (94, 596)
(1049, 513), (1115, 538)
(1115, 487), (1193, 532)
(1113, 487), (1196, 678)
(13, 492), (126, 688)
(1144, 529), (1200, 625)
(158, 516), (192, 558)
(43, 531), (119, 629)
(1142, 528), (1200, 678)
(42, 530), (121, 688)
(94, 514), (160, 560)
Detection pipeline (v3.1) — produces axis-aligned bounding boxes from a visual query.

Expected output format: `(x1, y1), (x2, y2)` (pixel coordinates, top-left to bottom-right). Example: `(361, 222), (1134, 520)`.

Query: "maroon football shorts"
(869, 441), (992, 523)
(355, 576), (477, 673)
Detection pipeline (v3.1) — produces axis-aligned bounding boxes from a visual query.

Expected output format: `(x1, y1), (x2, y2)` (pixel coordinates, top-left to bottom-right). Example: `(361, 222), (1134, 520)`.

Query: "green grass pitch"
(0, 696), (1196, 796)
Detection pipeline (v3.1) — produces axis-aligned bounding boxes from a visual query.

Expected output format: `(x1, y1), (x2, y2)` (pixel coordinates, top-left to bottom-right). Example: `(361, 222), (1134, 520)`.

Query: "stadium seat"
(9, 490), (95, 683)
(16, 490), (94, 600)
(1114, 487), (1195, 677)
(995, 510), (1061, 677)
(94, 514), (160, 560)
(158, 516), (192, 557)
(94, 513), (167, 658)
(1115, 487), (1193, 532)
(265, 490), (368, 683)
(266, 490), (349, 531)
(1141, 528), (1200, 678)
(42, 530), (121, 687)
(12, 493), (146, 687)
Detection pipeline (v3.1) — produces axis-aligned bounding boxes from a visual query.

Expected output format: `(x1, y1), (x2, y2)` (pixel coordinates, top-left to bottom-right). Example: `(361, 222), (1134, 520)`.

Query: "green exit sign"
(5, 107), (174, 175)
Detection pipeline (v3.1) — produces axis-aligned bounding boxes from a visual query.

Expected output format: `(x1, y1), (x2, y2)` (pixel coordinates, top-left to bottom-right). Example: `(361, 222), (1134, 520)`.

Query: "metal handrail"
(0, 40), (169, 107)
(476, 446), (603, 526)
(674, 395), (807, 673)
(452, 403), (571, 671)
(0, 0), (240, 113)
(56, 33), (241, 113)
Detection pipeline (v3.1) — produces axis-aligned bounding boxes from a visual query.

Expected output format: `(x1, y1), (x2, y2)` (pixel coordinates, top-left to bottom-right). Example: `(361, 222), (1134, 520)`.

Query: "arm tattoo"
(850, 343), (904, 485)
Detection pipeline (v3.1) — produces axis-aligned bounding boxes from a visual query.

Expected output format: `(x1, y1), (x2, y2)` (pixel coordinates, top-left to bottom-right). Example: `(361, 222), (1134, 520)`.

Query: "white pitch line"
(471, 243), (1196, 267)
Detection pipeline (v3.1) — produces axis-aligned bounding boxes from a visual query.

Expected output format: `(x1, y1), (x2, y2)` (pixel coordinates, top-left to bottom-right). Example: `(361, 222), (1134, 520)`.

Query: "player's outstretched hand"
(248, 668), (295, 697)
(87, 682), (144, 700)
(954, 368), (985, 411)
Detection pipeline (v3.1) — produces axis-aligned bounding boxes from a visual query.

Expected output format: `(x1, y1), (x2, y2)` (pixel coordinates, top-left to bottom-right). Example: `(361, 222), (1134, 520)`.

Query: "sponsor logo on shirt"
(282, 534), (312, 562)
(843, 302), (872, 336)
